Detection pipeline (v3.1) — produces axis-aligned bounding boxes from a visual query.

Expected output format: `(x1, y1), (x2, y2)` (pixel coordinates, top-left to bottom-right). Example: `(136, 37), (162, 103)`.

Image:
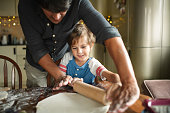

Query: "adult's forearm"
(105, 37), (137, 85)
(38, 53), (65, 80)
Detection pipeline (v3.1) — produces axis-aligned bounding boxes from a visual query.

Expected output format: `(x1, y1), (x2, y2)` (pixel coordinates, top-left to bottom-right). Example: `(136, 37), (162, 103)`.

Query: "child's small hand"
(70, 77), (83, 87)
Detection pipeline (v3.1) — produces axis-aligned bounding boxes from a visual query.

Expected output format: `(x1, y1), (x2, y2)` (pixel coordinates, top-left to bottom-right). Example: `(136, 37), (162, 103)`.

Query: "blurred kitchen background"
(0, 0), (170, 90)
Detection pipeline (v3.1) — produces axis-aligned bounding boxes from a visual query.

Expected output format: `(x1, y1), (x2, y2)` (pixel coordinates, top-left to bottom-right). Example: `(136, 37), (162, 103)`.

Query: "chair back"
(0, 55), (22, 89)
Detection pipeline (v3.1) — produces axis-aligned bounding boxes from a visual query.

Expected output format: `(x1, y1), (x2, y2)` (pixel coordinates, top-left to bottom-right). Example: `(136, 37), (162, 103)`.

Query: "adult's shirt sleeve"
(18, 0), (49, 63)
(78, 0), (121, 44)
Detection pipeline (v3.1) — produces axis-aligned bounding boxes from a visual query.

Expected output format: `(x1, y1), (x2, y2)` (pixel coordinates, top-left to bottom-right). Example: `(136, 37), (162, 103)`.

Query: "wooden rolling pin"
(72, 81), (112, 105)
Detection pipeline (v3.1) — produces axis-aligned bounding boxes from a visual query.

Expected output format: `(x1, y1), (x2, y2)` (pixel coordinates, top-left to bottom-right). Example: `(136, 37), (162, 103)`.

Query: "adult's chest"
(39, 21), (76, 52)
(41, 13), (79, 42)
(41, 23), (73, 42)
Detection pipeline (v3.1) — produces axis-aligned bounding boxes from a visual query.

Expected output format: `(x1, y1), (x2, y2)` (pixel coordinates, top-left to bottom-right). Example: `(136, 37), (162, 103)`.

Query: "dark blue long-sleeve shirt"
(18, 0), (121, 71)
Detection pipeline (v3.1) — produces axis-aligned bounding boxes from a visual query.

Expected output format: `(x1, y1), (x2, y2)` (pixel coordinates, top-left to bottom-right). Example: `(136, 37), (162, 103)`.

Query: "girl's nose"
(77, 48), (82, 54)
(52, 13), (61, 20)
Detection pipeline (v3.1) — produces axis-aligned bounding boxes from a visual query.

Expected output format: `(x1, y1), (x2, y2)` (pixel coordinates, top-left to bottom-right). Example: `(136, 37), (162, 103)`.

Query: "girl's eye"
(72, 47), (77, 50)
(82, 46), (86, 48)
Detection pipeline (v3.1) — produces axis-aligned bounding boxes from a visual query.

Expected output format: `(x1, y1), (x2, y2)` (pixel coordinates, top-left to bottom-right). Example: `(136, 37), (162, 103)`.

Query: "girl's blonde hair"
(68, 24), (96, 47)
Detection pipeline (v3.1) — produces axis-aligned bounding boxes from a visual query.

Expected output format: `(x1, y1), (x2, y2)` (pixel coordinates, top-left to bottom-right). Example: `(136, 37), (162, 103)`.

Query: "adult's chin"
(51, 20), (61, 24)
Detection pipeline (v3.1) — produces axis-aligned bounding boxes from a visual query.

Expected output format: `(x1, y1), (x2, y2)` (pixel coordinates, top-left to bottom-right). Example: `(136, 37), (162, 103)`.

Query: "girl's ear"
(90, 43), (94, 49)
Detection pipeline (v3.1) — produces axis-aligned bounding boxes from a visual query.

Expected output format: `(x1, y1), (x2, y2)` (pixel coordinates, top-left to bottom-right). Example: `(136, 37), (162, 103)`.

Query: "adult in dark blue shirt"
(18, 0), (140, 112)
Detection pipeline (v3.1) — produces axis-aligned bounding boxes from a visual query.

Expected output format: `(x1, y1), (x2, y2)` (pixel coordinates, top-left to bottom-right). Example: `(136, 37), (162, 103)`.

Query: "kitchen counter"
(0, 86), (151, 113)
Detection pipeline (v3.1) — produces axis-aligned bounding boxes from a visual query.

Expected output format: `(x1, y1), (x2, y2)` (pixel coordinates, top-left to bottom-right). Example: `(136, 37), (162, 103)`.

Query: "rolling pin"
(72, 81), (112, 105)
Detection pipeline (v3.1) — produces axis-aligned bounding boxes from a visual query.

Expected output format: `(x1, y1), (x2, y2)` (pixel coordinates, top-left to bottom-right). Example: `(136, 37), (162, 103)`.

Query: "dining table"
(0, 86), (151, 113)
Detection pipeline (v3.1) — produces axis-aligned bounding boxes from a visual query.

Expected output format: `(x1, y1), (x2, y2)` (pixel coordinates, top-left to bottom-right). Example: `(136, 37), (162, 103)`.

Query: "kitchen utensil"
(1, 35), (7, 45)
(8, 34), (12, 45)
(73, 81), (112, 105)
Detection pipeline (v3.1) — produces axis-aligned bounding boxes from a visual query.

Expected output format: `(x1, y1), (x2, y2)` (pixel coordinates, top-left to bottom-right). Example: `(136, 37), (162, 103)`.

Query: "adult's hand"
(107, 82), (140, 113)
(104, 37), (140, 112)
(53, 75), (73, 90)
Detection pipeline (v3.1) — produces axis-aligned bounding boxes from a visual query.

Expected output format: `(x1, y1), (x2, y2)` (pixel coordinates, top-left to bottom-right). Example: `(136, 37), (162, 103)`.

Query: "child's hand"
(108, 73), (122, 86)
(101, 70), (122, 86)
(53, 76), (83, 90)
(70, 77), (83, 87)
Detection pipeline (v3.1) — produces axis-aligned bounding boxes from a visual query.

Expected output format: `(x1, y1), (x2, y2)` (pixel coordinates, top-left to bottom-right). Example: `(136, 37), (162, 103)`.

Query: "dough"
(36, 93), (110, 113)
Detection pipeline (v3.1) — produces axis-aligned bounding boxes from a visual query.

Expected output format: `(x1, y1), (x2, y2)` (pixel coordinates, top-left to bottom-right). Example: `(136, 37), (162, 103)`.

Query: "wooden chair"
(0, 55), (22, 89)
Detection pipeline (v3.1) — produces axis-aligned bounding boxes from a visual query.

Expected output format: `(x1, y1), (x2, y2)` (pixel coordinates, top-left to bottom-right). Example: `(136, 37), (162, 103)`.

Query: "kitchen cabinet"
(0, 45), (26, 88)
(0, 46), (16, 61)
(16, 45), (27, 87)
(130, 48), (162, 89)
(0, 0), (19, 16)
(128, 0), (170, 91)
(129, 0), (163, 48)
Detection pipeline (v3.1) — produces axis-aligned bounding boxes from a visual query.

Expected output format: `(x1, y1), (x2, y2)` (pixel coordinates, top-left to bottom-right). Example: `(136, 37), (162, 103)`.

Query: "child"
(58, 24), (121, 86)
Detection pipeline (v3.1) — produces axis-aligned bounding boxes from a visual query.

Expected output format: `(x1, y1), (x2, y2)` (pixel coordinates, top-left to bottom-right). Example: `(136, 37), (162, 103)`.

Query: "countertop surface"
(0, 86), (151, 113)
(0, 87), (73, 113)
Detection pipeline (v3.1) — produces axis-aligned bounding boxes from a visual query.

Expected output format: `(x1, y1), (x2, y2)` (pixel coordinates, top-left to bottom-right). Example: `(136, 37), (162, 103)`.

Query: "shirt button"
(77, 69), (79, 71)
(52, 34), (55, 38)
(53, 48), (56, 51)
(52, 58), (54, 60)
(47, 23), (50, 26)
(75, 74), (77, 76)
(54, 41), (57, 44)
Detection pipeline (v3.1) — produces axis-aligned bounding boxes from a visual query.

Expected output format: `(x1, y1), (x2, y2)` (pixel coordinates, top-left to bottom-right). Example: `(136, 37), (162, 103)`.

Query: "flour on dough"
(36, 93), (110, 113)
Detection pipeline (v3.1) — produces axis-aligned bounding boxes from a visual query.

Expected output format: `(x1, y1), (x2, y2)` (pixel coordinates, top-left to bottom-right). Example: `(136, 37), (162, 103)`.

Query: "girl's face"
(71, 36), (93, 66)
